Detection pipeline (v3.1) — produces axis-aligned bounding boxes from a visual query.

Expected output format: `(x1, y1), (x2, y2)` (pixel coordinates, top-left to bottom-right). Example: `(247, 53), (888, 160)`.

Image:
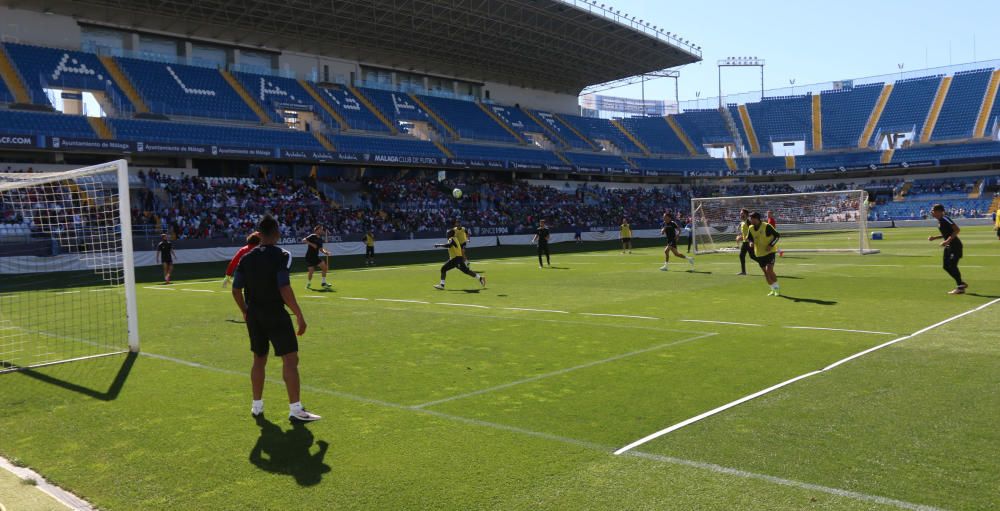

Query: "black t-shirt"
(938, 216), (962, 246)
(233, 245), (292, 310)
(536, 227), (550, 244)
(662, 221), (679, 242)
(304, 233), (323, 260)
(156, 240), (173, 260)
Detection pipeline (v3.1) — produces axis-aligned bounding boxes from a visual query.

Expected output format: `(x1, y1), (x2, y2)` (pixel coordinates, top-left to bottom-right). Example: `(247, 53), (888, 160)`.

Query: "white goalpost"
(0, 160), (138, 374)
(691, 190), (878, 255)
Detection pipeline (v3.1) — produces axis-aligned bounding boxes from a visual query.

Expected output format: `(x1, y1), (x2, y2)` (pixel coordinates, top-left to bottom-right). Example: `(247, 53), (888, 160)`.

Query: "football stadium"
(1, 0), (999, 509)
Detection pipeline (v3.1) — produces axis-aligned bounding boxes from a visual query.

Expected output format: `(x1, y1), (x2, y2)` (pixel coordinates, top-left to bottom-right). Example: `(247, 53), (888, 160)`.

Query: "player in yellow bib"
(453, 220), (470, 264)
(735, 208), (758, 275)
(994, 210), (1000, 240)
(620, 219), (633, 254)
(747, 212), (781, 296)
(363, 231), (376, 266)
(434, 229), (486, 290)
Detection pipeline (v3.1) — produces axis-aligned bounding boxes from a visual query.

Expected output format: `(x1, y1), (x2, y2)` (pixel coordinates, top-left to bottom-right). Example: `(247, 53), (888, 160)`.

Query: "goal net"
(0, 160), (138, 374)
(691, 190), (877, 255)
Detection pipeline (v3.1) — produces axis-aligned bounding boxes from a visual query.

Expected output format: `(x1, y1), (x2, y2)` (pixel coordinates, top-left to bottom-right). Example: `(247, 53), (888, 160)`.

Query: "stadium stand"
(561, 151), (630, 169)
(531, 110), (594, 150)
(618, 117), (690, 155)
(0, 109), (95, 138)
(317, 86), (392, 132)
(820, 83), (884, 149)
(2, 43), (131, 110)
(353, 87), (450, 137)
(114, 57), (261, 121)
(631, 157), (729, 174)
(447, 143), (563, 166)
(727, 105), (752, 151)
(483, 104), (549, 142)
(231, 71), (333, 125)
(107, 118), (326, 150)
(931, 69), (993, 141)
(0, 74), (14, 104)
(891, 141), (1000, 163)
(796, 151), (882, 170)
(871, 75), (943, 143)
(555, 113), (642, 153)
(747, 156), (790, 172)
(331, 134), (444, 158)
(670, 109), (733, 151)
(417, 95), (518, 143)
(744, 95), (813, 152)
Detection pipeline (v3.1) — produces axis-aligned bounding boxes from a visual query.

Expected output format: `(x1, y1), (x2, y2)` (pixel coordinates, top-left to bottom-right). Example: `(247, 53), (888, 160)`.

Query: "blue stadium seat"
(231, 71), (317, 124)
(870, 198), (990, 220)
(820, 83), (883, 149)
(873, 75), (942, 142)
(114, 57), (259, 121)
(671, 109), (733, 152)
(331, 134), (444, 158)
(562, 151), (629, 168)
(555, 113), (642, 153)
(632, 157), (727, 173)
(796, 151), (881, 170)
(107, 118), (324, 150)
(353, 87), (449, 137)
(932, 69), (992, 141)
(3, 43), (129, 109)
(447, 143), (562, 166)
(418, 95), (518, 143)
(530, 110), (593, 150)
(617, 117), (690, 155)
(727, 105), (752, 151)
(748, 156), (788, 171)
(0, 109), (95, 138)
(0, 72), (12, 104)
(744, 95), (813, 151)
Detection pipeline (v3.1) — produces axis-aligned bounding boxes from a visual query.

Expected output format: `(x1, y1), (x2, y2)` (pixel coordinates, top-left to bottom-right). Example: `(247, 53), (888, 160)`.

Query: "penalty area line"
(615, 297), (1000, 455)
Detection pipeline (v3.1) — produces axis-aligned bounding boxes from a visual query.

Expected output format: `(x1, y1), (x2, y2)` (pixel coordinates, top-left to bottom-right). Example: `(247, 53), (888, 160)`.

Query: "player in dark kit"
(433, 229), (486, 290)
(532, 219), (551, 268)
(736, 208), (758, 275)
(928, 204), (968, 294)
(232, 215), (320, 422)
(659, 212), (694, 271)
(155, 233), (176, 284)
(302, 225), (331, 290)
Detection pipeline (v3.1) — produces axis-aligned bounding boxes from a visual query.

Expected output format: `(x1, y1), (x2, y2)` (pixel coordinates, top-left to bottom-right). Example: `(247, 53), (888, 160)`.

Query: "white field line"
(411, 332), (717, 409)
(784, 326), (896, 336)
(142, 286), (176, 291)
(138, 350), (945, 511)
(181, 289), (214, 293)
(375, 298), (429, 304)
(579, 313), (660, 320)
(682, 319), (763, 327)
(55, 291), (81, 295)
(0, 455), (96, 511)
(87, 289), (115, 293)
(339, 297), (369, 301)
(352, 266), (404, 272)
(435, 302), (490, 309)
(504, 307), (570, 314)
(614, 297), (1000, 455)
(301, 295), (327, 299)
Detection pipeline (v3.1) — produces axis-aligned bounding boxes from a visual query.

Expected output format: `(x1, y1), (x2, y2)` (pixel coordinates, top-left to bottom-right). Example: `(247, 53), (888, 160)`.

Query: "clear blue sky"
(599, 0), (999, 104)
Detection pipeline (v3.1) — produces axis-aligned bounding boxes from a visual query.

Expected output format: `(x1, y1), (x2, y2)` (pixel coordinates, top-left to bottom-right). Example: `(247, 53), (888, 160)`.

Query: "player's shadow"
(687, 270), (713, 275)
(448, 289), (482, 293)
(777, 295), (838, 306)
(226, 319), (247, 324)
(968, 293), (1000, 299)
(249, 416), (330, 487)
(0, 352), (137, 401)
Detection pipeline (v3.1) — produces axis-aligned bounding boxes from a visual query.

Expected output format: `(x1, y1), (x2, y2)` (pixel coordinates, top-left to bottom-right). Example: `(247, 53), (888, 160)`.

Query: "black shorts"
(944, 243), (963, 262)
(757, 253), (776, 268)
(622, 237), (632, 243)
(305, 256), (321, 267)
(161, 258), (173, 265)
(246, 307), (298, 357)
(365, 246), (375, 257)
(665, 239), (677, 248)
(537, 243), (549, 254)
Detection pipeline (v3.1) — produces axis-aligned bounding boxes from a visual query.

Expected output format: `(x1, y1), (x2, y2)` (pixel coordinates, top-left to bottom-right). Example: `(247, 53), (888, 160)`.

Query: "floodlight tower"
(717, 57), (765, 107)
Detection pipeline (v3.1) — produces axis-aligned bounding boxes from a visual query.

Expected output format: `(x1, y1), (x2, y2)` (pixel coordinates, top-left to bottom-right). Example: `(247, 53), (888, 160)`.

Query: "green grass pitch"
(1, 226), (998, 510)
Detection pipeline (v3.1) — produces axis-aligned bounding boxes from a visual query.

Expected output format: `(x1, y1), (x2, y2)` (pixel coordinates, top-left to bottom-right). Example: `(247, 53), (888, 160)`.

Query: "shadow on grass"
(547, 266), (571, 270)
(687, 270), (713, 275)
(447, 289), (482, 294)
(777, 295), (838, 306)
(968, 293), (1000, 299)
(0, 352), (137, 401)
(250, 416), (330, 486)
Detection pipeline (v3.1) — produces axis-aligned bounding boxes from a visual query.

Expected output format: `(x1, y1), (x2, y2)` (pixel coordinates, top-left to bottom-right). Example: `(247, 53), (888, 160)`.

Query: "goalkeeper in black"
(928, 204), (968, 294)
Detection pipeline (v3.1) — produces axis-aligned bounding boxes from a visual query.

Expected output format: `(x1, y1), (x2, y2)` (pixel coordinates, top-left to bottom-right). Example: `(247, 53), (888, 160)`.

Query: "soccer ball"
(778, 250), (785, 257)
(452, 188), (463, 199)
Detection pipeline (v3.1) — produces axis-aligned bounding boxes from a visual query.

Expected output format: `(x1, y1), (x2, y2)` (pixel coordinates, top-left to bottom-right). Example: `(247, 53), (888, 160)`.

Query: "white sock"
(322, 277), (327, 284)
(252, 399), (263, 408)
(439, 280), (446, 285)
(771, 283), (779, 289)
(289, 401), (303, 413)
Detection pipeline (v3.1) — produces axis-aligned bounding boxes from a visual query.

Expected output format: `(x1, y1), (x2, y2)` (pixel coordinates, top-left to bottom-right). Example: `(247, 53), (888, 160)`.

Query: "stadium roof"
(26, 0), (702, 93)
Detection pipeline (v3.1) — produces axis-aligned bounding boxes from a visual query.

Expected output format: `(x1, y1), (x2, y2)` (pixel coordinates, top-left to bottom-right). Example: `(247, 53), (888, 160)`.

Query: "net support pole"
(114, 159), (140, 352)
